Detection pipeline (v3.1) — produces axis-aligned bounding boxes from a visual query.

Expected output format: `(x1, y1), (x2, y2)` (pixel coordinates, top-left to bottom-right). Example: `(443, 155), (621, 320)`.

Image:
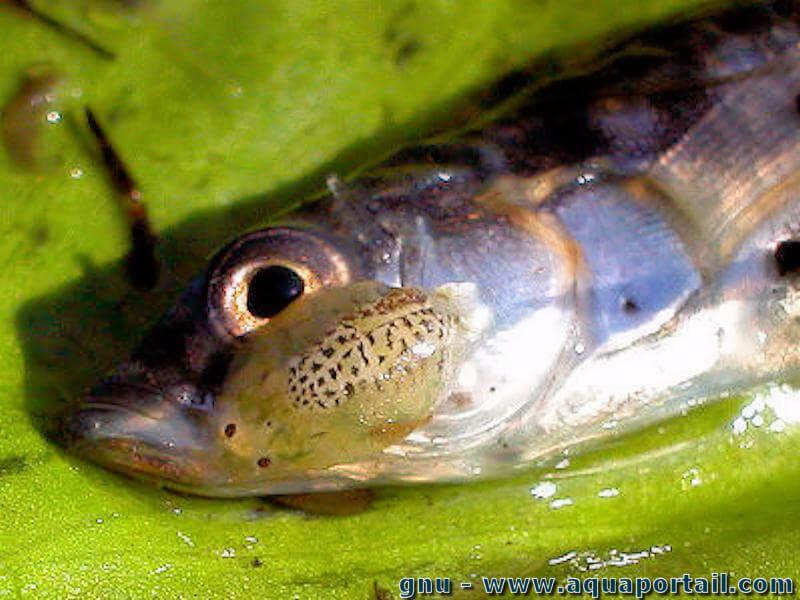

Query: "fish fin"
(269, 488), (375, 516)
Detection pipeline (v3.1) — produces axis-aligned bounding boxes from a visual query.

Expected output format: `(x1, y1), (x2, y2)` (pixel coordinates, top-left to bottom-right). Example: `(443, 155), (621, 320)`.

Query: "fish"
(61, 0), (800, 497)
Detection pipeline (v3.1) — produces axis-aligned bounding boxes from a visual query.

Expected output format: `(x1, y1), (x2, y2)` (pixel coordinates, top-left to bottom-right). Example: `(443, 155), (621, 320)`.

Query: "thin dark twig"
(85, 108), (160, 290)
(7, 0), (115, 60)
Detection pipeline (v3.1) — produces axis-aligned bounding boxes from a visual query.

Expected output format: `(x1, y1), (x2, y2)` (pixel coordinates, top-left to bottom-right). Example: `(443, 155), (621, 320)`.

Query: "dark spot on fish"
(321, 347), (334, 358)
(774, 239), (800, 275)
(489, 386), (496, 393)
(344, 382), (355, 396)
(224, 423), (236, 438)
(311, 362), (322, 373)
(329, 368), (338, 380)
(351, 365), (359, 376)
(621, 297), (639, 313)
(257, 456), (271, 468)
(0, 454), (28, 476)
(265, 421), (272, 428)
(358, 342), (370, 365)
(337, 335), (347, 344)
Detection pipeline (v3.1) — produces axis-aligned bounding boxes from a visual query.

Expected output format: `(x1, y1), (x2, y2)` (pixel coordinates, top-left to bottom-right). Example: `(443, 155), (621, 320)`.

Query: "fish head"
(60, 226), (483, 496)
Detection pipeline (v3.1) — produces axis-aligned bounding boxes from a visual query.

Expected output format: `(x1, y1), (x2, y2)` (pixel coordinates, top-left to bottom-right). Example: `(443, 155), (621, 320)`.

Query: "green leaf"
(2, 1), (798, 598)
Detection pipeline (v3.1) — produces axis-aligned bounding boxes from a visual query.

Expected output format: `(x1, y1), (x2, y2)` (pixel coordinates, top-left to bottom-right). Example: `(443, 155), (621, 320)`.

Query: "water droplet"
(681, 467), (702, 489)
(150, 564), (172, 575)
(45, 111), (61, 124)
(220, 548), (236, 558)
(550, 497), (573, 510)
(554, 458), (570, 470)
(598, 487), (620, 498)
(548, 551), (576, 566)
(245, 535), (258, 545)
(469, 544), (482, 560)
(530, 481), (557, 499)
(769, 419), (786, 433)
(573, 342), (585, 355)
(177, 531), (194, 547)
(69, 167), (83, 179)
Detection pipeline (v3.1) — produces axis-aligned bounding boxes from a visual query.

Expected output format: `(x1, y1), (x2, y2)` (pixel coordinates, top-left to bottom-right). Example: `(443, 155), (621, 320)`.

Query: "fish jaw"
(58, 272), (487, 496)
(60, 380), (227, 489)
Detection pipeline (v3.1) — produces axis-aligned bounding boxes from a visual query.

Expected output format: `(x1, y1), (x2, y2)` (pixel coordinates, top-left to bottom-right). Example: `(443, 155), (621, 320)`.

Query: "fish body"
(63, 1), (800, 495)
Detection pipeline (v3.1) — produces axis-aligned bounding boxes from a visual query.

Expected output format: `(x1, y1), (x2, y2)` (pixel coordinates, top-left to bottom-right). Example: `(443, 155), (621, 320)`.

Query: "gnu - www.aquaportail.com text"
(398, 573), (795, 598)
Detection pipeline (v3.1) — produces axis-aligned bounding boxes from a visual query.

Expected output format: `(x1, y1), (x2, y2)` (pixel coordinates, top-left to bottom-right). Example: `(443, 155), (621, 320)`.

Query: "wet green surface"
(2, 1), (798, 598)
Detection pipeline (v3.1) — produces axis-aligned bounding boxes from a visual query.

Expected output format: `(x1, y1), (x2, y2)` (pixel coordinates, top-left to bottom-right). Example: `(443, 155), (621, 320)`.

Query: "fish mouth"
(60, 380), (218, 487)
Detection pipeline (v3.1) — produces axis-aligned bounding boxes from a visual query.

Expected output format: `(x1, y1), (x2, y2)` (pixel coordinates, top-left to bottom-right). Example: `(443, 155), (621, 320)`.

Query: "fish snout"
(60, 378), (219, 486)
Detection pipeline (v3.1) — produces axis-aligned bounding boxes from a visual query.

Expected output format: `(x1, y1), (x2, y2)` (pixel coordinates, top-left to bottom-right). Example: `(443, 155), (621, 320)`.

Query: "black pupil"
(246, 265), (304, 318)
(775, 239), (800, 276)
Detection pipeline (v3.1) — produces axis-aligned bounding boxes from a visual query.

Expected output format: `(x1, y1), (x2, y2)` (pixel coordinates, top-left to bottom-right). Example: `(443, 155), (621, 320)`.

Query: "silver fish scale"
(322, 2), (800, 482)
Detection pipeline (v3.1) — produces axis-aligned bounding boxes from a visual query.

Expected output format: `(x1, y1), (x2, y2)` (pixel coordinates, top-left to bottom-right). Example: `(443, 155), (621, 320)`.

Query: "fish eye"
(206, 227), (354, 338)
(246, 264), (305, 318)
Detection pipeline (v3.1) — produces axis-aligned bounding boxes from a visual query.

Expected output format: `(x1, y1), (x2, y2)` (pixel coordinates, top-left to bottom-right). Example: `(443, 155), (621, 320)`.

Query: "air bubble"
(530, 481), (557, 499)
(550, 497), (573, 509)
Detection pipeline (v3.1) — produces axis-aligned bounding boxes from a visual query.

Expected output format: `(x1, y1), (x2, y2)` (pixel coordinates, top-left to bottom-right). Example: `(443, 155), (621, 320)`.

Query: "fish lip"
(59, 383), (214, 487)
